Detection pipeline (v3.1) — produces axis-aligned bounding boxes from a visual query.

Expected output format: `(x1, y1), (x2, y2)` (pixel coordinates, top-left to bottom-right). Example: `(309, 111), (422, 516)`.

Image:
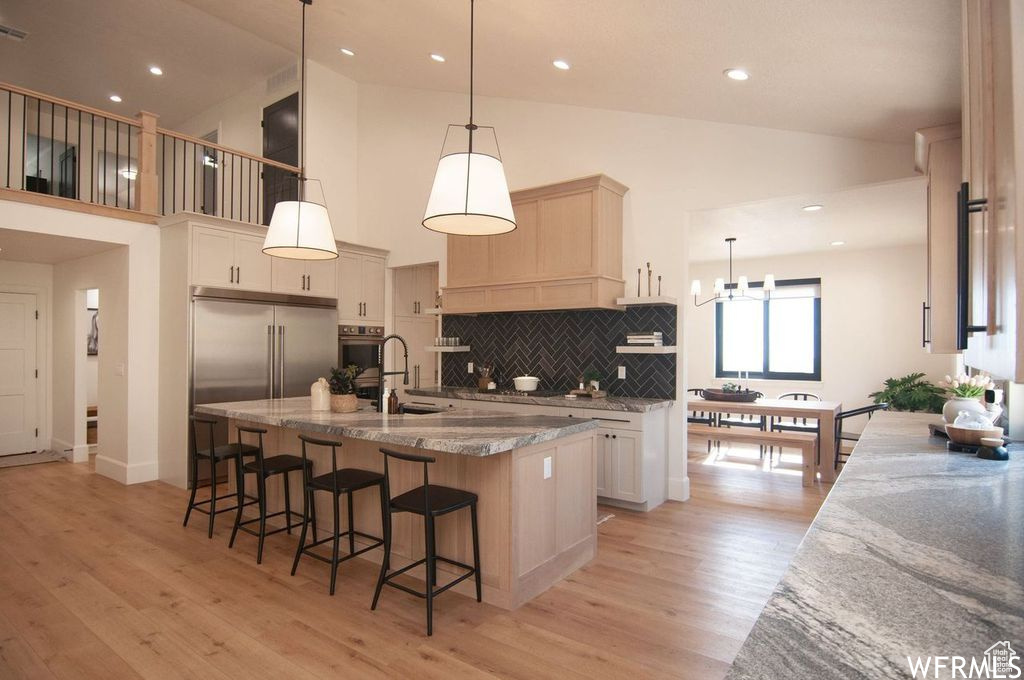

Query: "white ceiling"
(0, 228), (120, 264)
(688, 177), (928, 262)
(2, 0), (959, 142)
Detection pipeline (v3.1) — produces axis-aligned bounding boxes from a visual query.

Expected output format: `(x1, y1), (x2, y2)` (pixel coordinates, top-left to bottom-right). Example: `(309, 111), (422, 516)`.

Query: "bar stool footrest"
(381, 556), (477, 599)
(298, 531), (384, 564)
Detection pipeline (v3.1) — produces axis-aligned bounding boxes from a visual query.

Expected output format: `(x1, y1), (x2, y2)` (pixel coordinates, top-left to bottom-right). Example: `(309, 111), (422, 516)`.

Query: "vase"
(942, 397), (987, 424)
(330, 394), (358, 413)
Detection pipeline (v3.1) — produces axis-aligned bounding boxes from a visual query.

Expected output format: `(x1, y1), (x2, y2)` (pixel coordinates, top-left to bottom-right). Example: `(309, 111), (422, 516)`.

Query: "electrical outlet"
(543, 456), (552, 479)
(467, 362), (474, 374)
(617, 365), (626, 379)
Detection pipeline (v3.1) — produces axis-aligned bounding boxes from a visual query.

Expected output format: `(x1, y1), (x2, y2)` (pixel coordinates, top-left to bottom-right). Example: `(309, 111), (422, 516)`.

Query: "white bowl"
(513, 376), (540, 392)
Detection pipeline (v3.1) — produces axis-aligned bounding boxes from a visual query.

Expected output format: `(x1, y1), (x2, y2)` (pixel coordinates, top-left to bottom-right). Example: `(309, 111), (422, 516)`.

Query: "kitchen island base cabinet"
(227, 420), (596, 610)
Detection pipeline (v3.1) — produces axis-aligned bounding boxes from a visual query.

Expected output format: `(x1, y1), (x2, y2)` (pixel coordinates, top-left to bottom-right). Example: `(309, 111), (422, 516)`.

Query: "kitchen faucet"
(376, 334), (409, 412)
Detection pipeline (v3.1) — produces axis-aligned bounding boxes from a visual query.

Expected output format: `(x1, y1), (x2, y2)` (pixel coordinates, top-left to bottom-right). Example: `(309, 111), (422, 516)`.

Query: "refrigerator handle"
(278, 325), (285, 398)
(267, 325), (274, 398)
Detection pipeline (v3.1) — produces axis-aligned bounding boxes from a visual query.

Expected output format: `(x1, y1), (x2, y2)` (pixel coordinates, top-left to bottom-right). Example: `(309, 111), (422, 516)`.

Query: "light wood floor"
(0, 445), (828, 679)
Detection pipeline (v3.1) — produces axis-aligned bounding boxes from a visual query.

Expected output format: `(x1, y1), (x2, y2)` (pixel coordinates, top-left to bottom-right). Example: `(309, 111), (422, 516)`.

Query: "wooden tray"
(699, 388), (762, 402)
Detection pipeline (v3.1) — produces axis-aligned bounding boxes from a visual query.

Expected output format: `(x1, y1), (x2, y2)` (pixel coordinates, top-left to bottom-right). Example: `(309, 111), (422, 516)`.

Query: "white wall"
(0, 200), (161, 483)
(686, 245), (958, 429)
(0, 260), (53, 450)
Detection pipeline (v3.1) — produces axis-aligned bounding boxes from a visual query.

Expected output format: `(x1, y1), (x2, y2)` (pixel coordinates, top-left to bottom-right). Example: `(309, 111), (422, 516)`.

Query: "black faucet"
(376, 334), (409, 412)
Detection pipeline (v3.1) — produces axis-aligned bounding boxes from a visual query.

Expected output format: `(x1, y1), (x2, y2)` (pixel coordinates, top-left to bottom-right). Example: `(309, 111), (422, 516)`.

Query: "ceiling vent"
(0, 24), (28, 41)
(266, 64), (298, 94)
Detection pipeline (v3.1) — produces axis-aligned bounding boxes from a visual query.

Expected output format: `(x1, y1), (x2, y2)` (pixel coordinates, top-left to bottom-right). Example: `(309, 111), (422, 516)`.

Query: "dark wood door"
(262, 93), (299, 226)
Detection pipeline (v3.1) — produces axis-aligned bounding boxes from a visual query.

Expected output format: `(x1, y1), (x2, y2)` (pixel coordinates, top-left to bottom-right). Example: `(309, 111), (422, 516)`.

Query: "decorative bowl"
(699, 388), (762, 403)
(944, 423), (1003, 446)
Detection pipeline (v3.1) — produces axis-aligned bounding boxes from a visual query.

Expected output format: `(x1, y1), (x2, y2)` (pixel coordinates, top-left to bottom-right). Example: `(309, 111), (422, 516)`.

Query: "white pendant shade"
(422, 152), (516, 236)
(263, 201), (338, 260)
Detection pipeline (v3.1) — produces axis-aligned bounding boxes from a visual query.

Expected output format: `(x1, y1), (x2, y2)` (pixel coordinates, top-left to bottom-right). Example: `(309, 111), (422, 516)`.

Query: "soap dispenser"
(387, 387), (400, 414)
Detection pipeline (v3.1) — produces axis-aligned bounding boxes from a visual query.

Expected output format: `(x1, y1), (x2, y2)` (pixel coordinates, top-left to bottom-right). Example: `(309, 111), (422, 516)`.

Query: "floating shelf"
(422, 307), (443, 315)
(615, 345), (677, 354)
(425, 345), (470, 353)
(616, 296), (678, 306)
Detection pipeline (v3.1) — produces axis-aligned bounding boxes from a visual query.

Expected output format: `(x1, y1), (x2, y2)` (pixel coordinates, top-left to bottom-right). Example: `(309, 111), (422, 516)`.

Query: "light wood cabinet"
(393, 316), (437, 391)
(443, 174), (627, 313)
(337, 250), (386, 325)
(915, 124), (961, 354)
(394, 263), (438, 317)
(960, 0), (1023, 380)
(191, 226), (272, 291)
(271, 257), (337, 297)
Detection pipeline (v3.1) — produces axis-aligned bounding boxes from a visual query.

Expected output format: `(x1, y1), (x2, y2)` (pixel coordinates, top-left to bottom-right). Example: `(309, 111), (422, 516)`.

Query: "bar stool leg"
(424, 514), (436, 636)
(470, 503), (482, 602)
(229, 461), (244, 548)
(256, 474), (268, 565)
(291, 486), (311, 576)
(370, 488), (390, 611)
(283, 471), (293, 535)
(330, 494), (341, 596)
(183, 451), (199, 527)
(207, 454), (217, 538)
(310, 488), (319, 544)
(347, 493), (355, 555)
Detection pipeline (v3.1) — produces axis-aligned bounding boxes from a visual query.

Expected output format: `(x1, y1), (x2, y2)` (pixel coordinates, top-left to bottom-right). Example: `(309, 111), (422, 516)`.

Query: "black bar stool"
(291, 435), (386, 595)
(228, 425), (313, 564)
(371, 447), (481, 636)
(183, 415), (258, 538)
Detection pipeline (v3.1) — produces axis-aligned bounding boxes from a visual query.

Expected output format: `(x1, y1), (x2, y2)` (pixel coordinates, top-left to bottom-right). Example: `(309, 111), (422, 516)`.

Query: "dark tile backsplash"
(440, 306), (676, 399)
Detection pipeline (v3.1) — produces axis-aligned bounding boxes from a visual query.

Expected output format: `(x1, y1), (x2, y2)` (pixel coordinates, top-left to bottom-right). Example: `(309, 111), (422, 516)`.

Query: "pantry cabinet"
(959, 0), (1023, 381)
(444, 174), (627, 314)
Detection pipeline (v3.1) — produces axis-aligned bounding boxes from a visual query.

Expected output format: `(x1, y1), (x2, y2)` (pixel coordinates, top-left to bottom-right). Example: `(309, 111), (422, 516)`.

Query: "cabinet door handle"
(921, 302), (930, 348)
(612, 434), (617, 439)
(236, 266), (240, 285)
(604, 433), (609, 439)
(956, 181), (990, 349)
(306, 274), (311, 290)
(229, 265), (234, 283)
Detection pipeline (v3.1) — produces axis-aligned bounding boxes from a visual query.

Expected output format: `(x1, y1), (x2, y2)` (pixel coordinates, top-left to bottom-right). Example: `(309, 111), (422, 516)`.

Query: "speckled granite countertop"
(194, 397), (598, 457)
(405, 387), (673, 413)
(726, 411), (1023, 679)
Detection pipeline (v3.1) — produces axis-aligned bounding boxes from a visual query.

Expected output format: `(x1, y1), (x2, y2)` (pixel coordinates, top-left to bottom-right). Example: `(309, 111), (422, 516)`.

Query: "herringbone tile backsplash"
(441, 306), (676, 399)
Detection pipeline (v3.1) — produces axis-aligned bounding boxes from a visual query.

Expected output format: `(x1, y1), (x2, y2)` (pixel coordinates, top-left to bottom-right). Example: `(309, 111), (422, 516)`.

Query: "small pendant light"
(422, 0), (516, 236)
(263, 0), (339, 260)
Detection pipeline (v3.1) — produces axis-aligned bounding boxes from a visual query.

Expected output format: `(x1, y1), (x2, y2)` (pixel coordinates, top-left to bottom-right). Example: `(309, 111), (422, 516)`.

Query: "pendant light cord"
(299, 0), (307, 203)
(467, 0), (476, 154)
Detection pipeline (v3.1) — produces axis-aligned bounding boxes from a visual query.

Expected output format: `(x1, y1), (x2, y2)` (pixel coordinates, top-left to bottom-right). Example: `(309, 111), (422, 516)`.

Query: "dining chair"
(686, 388), (716, 453)
(716, 402), (767, 458)
(834, 403), (889, 469)
(769, 392), (821, 466)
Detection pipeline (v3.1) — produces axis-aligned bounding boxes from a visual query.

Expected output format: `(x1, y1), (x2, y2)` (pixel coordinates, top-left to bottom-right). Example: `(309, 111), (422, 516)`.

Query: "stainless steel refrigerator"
(189, 287), (337, 484)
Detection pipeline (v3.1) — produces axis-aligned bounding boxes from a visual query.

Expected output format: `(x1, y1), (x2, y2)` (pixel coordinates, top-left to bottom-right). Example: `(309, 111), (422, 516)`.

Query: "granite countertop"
(405, 386), (673, 413)
(726, 411), (1023, 679)
(194, 397), (599, 457)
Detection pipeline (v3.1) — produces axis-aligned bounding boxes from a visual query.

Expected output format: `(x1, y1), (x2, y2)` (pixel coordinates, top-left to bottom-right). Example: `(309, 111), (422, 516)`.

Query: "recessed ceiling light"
(120, 169), (137, 180)
(724, 68), (749, 81)
(802, 204), (824, 212)
(109, 94), (122, 103)
(340, 47), (355, 56)
(148, 65), (163, 76)
(831, 240), (845, 246)
(430, 53), (446, 63)
(552, 59), (571, 71)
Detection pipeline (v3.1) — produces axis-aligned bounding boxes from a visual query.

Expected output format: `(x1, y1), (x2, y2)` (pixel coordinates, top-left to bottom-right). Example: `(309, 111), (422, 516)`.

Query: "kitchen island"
(726, 412), (1023, 679)
(194, 397), (599, 609)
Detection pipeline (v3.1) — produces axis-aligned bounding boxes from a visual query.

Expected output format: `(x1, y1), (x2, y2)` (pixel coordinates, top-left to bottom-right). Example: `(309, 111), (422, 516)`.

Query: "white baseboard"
(52, 437), (90, 464)
(667, 476), (690, 502)
(94, 455), (160, 485)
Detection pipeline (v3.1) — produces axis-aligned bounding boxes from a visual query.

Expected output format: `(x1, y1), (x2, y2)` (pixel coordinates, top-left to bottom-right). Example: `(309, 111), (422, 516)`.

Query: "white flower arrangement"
(939, 373), (995, 399)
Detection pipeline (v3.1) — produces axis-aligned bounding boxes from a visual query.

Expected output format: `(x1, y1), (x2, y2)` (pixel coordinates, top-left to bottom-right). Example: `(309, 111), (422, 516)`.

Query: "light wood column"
(135, 111), (159, 214)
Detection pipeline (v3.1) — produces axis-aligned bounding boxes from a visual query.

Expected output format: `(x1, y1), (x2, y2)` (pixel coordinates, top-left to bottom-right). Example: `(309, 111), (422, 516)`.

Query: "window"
(715, 278), (821, 381)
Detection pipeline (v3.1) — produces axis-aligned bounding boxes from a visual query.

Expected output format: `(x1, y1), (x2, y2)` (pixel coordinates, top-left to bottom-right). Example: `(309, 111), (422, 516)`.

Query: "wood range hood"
(442, 174), (628, 314)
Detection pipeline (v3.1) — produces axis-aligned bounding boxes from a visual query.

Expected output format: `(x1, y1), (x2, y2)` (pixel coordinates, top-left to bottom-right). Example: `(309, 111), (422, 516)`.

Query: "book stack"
(626, 332), (663, 346)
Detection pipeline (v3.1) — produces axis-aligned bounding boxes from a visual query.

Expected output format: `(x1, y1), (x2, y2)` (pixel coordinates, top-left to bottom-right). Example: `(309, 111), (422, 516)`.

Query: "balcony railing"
(0, 81), (300, 226)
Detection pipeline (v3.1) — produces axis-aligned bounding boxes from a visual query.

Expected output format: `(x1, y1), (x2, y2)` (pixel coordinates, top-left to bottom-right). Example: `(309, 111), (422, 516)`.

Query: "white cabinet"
(191, 226), (272, 291)
(271, 258), (337, 297)
(606, 430), (643, 503)
(394, 263), (438, 317)
(337, 251), (386, 325)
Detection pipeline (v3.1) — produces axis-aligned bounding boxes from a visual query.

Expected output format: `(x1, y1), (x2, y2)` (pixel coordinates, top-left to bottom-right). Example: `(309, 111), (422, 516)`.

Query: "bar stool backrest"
(299, 434), (343, 493)
(379, 447), (436, 515)
(190, 415), (218, 458)
(236, 425), (267, 474)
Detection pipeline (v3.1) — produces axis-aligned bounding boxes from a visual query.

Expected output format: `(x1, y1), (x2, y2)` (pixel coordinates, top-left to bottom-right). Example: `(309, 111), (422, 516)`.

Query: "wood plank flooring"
(0, 446), (827, 679)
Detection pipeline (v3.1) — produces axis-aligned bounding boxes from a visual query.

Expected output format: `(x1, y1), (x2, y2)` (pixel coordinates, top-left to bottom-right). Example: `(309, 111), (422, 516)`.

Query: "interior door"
(0, 293), (37, 456)
(275, 305), (337, 398)
(337, 252), (363, 321)
(233, 233), (273, 291)
(262, 93), (299, 226)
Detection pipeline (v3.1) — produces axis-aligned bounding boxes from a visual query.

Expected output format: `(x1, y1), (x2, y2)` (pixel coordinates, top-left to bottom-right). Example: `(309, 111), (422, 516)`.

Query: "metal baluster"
(192, 142), (197, 213)
(62, 104), (68, 198)
(126, 119), (131, 209)
(256, 161), (261, 225)
(230, 153), (235, 221)
(160, 135), (166, 214)
(90, 113), (95, 203)
(103, 116), (108, 205)
(220, 149), (225, 218)
(21, 94), (26, 190)
(5, 90), (10, 188)
(34, 97), (40, 193)
(172, 136), (177, 213)
(49, 101), (55, 196)
(248, 157), (253, 223)
(114, 120), (120, 208)
(77, 109), (81, 201)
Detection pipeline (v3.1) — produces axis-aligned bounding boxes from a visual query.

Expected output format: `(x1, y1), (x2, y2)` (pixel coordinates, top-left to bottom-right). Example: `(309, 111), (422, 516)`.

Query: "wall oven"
(338, 325), (384, 401)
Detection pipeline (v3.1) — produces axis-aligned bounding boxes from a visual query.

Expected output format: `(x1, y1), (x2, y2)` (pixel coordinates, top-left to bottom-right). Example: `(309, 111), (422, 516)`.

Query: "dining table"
(687, 397), (843, 483)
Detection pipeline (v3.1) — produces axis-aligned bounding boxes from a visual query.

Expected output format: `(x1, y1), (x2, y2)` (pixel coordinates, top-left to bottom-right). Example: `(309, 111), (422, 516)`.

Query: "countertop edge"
(405, 387), (674, 412)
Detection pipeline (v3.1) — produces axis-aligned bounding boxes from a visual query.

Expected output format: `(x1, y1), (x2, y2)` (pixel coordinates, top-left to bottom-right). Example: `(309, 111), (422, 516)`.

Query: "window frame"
(714, 277), (822, 381)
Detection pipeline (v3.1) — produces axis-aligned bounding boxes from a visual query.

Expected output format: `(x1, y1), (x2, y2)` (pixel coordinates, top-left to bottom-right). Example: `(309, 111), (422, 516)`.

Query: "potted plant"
(869, 373), (945, 414)
(328, 364), (363, 413)
(583, 368), (602, 392)
(937, 372), (995, 423)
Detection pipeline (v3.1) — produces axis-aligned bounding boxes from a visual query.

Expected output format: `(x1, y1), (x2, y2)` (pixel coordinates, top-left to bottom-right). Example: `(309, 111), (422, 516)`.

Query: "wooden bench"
(688, 423), (819, 486)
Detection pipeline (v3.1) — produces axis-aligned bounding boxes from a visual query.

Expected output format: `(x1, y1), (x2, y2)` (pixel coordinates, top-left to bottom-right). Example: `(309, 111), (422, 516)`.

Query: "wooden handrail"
(156, 127), (302, 173)
(0, 81), (140, 127)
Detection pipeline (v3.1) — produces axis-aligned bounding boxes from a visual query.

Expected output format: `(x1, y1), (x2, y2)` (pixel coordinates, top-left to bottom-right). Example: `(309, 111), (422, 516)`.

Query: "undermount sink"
(398, 404), (445, 415)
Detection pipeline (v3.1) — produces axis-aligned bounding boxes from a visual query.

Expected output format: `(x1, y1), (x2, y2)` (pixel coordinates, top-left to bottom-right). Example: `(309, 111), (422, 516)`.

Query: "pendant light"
(422, 0), (516, 236)
(690, 238), (775, 306)
(263, 0), (338, 260)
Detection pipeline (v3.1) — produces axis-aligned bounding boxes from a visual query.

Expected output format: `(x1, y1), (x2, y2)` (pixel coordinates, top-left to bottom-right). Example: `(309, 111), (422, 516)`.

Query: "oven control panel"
(339, 325), (384, 337)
